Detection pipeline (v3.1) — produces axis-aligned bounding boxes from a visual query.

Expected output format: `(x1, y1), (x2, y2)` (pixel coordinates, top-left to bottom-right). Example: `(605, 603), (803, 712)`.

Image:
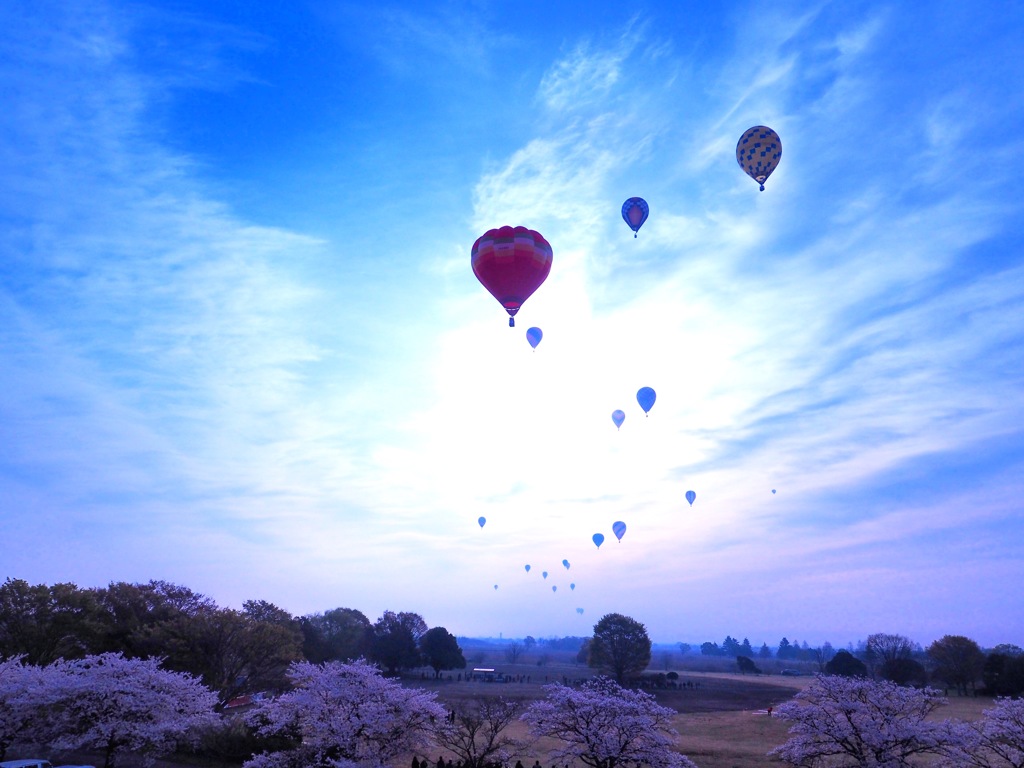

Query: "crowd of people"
(413, 758), (558, 768)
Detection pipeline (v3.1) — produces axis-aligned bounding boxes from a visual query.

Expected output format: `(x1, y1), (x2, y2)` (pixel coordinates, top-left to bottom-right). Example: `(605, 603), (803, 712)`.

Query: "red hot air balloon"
(472, 226), (553, 327)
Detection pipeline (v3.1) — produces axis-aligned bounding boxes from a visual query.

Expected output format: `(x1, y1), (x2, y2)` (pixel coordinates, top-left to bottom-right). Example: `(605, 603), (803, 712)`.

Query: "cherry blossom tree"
(244, 659), (444, 768)
(981, 697), (1024, 767)
(433, 697), (523, 768)
(937, 696), (1024, 768)
(0, 655), (63, 758)
(769, 674), (947, 767)
(41, 653), (218, 767)
(521, 677), (697, 768)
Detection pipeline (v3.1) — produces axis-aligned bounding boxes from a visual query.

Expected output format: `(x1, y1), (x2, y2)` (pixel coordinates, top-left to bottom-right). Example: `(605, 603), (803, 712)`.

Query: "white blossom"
(244, 659), (444, 768)
(47, 652), (219, 768)
(521, 677), (697, 768)
(937, 696), (1024, 768)
(0, 656), (62, 757)
(770, 674), (947, 768)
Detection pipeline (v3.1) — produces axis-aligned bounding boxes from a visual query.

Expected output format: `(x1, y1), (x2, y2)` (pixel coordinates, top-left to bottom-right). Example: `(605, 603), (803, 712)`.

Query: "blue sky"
(2, 0), (1023, 650)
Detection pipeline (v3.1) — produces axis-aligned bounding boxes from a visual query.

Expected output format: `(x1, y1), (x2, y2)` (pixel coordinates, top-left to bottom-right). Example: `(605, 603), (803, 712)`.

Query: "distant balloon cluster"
(470, 126), (784, 612)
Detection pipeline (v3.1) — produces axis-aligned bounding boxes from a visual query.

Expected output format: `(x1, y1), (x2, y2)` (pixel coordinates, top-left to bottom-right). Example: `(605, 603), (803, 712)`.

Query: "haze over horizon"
(2, 1), (1023, 649)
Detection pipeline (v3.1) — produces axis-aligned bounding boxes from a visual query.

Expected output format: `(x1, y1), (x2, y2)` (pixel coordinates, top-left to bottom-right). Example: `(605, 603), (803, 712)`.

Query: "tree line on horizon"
(689, 632), (1024, 697)
(2, 578), (1023, 703)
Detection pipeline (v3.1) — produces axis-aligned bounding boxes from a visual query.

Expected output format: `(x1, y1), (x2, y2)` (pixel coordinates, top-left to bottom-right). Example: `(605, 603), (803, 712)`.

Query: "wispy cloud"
(2, 1), (1022, 643)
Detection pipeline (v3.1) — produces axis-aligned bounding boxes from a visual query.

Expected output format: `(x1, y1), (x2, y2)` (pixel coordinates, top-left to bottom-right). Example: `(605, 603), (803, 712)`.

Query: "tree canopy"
(0, 656), (61, 759)
(48, 653), (218, 768)
(522, 677), (697, 768)
(736, 655), (761, 674)
(366, 611), (427, 675)
(300, 607), (371, 664)
(587, 613), (651, 684)
(825, 649), (868, 677)
(770, 675), (946, 767)
(420, 626), (466, 677)
(928, 634), (985, 696)
(244, 659), (443, 768)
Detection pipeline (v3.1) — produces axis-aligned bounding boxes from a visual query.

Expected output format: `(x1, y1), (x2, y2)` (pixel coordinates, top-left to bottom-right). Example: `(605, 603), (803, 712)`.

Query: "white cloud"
(3, 0), (1023, 646)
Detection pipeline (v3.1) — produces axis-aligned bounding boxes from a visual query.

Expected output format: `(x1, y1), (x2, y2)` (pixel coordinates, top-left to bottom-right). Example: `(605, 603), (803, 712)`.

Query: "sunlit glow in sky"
(2, 0), (1023, 648)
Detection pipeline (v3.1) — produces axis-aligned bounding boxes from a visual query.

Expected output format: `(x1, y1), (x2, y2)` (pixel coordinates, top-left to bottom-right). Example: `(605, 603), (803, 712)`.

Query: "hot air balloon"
(593, 533), (605, 549)
(637, 387), (656, 415)
(612, 521), (627, 542)
(612, 410), (625, 430)
(685, 490), (696, 506)
(494, 584), (498, 590)
(525, 564), (531, 572)
(576, 607), (584, 614)
(736, 126), (782, 191)
(478, 516), (486, 528)
(562, 559), (570, 570)
(621, 197), (649, 238)
(552, 585), (557, 593)
(570, 583), (575, 590)
(542, 571), (548, 579)
(772, 489), (777, 494)
(472, 226), (553, 327)
(526, 327), (543, 349)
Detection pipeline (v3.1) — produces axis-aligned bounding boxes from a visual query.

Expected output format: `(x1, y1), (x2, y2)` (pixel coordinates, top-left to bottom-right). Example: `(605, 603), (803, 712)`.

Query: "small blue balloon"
(562, 559), (570, 570)
(637, 387), (656, 415)
(772, 489), (777, 494)
(592, 533), (605, 549)
(612, 521), (627, 541)
(570, 583), (575, 590)
(621, 197), (649, 237)
(552, 585), (557, 593)
(611, 409), (625, 430)
(542, 571), (548, 579)
(526, 327), (543, 349)
(576, 607), (584, 614)
(525, 564), (531, 572)
(686, 490), (696, 506)
(494, 584), (498, 590)
(478, 516), (486, 528)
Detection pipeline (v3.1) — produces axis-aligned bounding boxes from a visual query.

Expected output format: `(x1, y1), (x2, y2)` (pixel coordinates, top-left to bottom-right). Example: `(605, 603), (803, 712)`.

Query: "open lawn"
(414, 666), (997, 768)
(420, 669), (810, 768)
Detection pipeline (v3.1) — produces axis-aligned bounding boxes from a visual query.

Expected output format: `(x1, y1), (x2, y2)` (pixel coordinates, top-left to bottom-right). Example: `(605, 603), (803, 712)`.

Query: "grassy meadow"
(414, 652), (996, 768)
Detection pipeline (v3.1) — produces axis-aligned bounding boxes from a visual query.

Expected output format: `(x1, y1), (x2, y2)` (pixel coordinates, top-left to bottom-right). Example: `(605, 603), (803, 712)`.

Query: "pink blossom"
(521, 677), (697, 768)
(46, 653), (219, 768)
(0, 656), (62, 758)
(770, 674), (947, 767)
(244, 659), (444, 768)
